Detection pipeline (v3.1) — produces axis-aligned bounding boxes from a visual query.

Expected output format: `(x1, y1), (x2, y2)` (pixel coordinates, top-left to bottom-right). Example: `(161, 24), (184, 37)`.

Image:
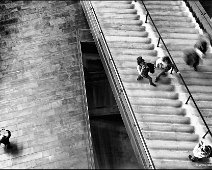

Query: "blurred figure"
(183, 48), (202, 71)
(195, 31), (212, 57)
(137, 56), (156, 87)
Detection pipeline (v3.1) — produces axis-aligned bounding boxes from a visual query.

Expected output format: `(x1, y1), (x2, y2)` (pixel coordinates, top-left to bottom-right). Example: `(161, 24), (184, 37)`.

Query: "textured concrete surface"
(0, 0), (93, 169)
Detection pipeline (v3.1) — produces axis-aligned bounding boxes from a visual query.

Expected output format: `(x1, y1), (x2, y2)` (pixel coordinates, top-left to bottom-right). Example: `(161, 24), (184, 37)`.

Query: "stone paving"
(0, 0), (93, 169)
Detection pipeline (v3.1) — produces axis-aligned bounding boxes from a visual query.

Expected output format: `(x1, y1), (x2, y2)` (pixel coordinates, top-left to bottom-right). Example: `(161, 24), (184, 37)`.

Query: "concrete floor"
(0, 1), (93, 169)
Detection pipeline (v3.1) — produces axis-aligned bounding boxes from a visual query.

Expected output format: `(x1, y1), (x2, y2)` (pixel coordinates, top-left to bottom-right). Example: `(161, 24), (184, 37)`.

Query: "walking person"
(0, 128), (11, 149)
(183, 48), (202, 71)
(189, 137), (212, 162)
(155, 56), (173, 82)
(136, 56), (156, 87)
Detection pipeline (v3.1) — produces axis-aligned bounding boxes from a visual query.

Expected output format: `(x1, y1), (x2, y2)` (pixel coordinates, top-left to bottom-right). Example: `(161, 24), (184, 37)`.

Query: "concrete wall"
(0, 1), (93, 168)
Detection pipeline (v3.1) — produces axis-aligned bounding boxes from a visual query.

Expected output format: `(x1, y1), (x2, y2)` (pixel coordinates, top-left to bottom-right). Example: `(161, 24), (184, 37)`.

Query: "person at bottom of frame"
(155, 56), (173, 82)
(0, 128), (11, 149)
(189, 137), (212, 162)
(136, 56), (156, 87)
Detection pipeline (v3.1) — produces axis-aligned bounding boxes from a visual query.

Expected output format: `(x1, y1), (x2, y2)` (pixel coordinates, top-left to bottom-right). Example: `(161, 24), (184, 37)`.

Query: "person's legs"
(146, 75), (156, 86)
(137, 75), (143, 81)
(188, 155), (201, 162)
(155, 69), (166, 82)
(3, 138), (11, 149)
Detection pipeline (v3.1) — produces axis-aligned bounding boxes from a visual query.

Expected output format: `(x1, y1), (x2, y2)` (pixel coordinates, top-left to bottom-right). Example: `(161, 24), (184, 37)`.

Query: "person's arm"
(6, 130), (11, 138)
(137, 65), (141, 75)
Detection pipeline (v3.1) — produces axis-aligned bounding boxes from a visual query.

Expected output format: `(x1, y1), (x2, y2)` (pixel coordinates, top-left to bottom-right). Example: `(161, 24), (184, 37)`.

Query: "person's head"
(137, 56), (145, 65)
(162, 56), (171, 64)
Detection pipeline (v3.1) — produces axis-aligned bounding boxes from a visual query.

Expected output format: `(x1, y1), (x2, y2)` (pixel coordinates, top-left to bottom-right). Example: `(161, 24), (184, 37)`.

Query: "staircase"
(81, 0), (212, 169)
(142, 1), (212, 136)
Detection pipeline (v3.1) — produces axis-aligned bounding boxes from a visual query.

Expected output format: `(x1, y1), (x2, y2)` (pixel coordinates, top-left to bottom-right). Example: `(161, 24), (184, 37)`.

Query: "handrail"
(140, 0), (212, 138)
(80, 1), (155, 169)
(184, 0), (212, 35)
(77, 30), (95, 169)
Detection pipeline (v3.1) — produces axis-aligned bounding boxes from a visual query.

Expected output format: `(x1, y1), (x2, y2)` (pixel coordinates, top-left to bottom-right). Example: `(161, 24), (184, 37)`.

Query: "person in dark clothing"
(183, 48), (201, 71)
(136, 56), (156, 87)
(195, 31), (212, 55)
(0, 128), (11, 149)
(155, 56), (173, 82)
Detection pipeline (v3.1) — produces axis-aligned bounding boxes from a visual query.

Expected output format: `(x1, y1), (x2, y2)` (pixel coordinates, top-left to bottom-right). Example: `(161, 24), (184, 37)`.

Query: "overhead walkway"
(81, 0), (212, 169)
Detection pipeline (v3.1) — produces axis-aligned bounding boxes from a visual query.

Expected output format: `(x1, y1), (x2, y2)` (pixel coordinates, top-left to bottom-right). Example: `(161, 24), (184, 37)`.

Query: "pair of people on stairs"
(137, 56), (173, 86)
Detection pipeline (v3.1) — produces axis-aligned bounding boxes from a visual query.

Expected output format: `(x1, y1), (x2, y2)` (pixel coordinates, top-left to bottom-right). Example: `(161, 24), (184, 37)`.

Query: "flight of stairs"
(142, 0), (212, 137)
(83, 0), (212, 169)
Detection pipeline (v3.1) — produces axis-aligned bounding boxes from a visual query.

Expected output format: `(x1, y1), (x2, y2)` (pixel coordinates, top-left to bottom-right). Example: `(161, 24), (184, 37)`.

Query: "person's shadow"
(3, 142), (23, 156)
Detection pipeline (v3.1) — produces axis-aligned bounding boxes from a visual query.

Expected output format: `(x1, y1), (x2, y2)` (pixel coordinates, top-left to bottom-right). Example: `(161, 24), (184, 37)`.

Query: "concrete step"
(107, 42), (154, 50)
(115, 61), (156, 68)
(158, 33), (199, 40)
(132, 105), (185, 115)
(143, 10), (189, 17)
(199, 109), (212, 117)
(191, 101), (212, 109)
(161, 44), (194, 51)
(162, 38), (197, 45)
(95, 3), (134, 9)
(98, 13), (140, 20)
(150, 20), (195, 28)
(146, 140), (196, 150)
(110, 48), (157, 56)
(102, 24), (146, 31)
(139, 122), (194, 133)
(137, 114), (190, 124)
(104, 30), (148, 37)
(180, 71), (212, 79)
(145, 5), (184, 11)
(143, 1), (182, 6)
(101, 19), (143, 25)
(95, 8), (137, 14)
(150, 150), (191, 160)
(127, 90), (178, 99)
(121, 76), (171, 85)
(123, 82), (175, 91)
(198, 116), (212, 126)
(181, 78), (212, 86)
(192, 93), (212, 101)
(150, 15), (193, 22)
(129, 97), (182, 107)
(177, 64), (212, 72)
(112, 54), (156, 63)
(93, 1), (131, 5)
(151, 27), (199, 34)
(105, 36), (151, 43)
(118, 68), (168, 75)
(181, 85), (212, 93)
(153, 159), (207, 169)
(142, 131), (198, 141)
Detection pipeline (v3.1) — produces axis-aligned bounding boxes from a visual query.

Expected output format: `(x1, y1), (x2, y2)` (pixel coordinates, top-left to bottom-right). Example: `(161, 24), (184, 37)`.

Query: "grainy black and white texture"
(0, 0), (93, 168)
